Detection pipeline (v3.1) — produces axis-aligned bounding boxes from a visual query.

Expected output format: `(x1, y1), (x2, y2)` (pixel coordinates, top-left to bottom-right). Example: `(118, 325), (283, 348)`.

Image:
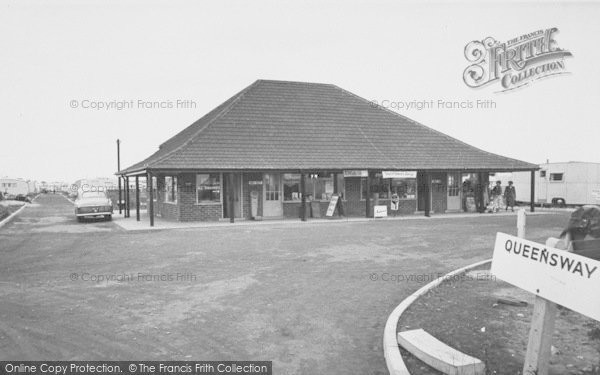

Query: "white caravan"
(512, 162), (600, 206)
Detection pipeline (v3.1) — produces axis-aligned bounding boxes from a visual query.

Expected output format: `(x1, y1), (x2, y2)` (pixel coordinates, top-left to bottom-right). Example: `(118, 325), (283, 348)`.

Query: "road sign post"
(491, 230), (600, 375)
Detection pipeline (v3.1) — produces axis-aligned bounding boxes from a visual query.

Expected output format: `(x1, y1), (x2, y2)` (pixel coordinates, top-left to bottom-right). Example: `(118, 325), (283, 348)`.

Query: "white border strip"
(0, 203), (27, 229)
(383, 258), (492, 375)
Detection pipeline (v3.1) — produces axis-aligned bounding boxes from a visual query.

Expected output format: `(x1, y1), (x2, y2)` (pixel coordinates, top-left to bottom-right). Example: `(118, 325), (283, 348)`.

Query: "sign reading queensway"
(491, 232), (600, 321)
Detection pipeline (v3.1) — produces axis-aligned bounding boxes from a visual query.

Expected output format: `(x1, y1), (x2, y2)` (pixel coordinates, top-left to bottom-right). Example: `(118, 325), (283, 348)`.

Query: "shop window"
(196, 174), (221, 203)
(310, 174), (333, 201)
(283, 173), (301, 201)
(165, 176), (178, 203)
(361, 175), (416, 200)
(391, 178), (417, 199)
(361, 175), (390, 199)
(283, 173), (345, 201)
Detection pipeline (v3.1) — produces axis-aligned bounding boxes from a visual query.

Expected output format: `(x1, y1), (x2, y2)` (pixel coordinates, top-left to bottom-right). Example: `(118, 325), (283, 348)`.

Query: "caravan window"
(549, 173), (563, 182)
(540, 170), (546, 178)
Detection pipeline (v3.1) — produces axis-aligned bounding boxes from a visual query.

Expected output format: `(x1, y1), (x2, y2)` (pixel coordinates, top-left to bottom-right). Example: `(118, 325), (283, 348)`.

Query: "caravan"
(512, 162), (600, 206)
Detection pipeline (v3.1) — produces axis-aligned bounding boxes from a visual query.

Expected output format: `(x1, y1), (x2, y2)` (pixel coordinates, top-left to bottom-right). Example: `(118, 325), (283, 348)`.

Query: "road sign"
(491, 232), (600, 321)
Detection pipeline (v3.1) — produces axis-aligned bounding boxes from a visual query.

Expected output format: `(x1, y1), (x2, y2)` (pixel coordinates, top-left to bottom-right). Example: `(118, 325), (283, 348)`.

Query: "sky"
(1, 0), (599, 183)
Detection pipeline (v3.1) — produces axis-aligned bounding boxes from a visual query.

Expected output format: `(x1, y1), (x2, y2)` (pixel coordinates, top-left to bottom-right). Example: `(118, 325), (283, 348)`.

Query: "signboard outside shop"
(382, 171), (417, 179)
(326, 195), (339, 217)
(374, 205), (388, 218)
(343, 170), (368, 178)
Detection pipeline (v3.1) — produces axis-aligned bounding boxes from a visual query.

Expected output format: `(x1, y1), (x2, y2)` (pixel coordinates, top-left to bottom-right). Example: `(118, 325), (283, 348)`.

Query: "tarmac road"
(0, 194), (570, 374)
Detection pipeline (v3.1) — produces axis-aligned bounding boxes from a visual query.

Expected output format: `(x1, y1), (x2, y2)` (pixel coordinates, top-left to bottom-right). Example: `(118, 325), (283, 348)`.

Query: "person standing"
(491, 181), (503, 213)
(504, 181), (516, 212)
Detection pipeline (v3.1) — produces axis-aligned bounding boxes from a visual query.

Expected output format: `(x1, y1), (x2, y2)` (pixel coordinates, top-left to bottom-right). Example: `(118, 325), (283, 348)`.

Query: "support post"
(333, 172), (338, 194)
(300, 173), (307, 221)
(126, 177), (130, 218)
(228, 173), (235, 223)
(118, 177), (122, 214)
(333, 172), (344, 217)
(522, 225), (569, 375)
(424, 173), (431, 217)
(530, 170), (536, 212)
(147, 173), (154, 227)
(135, 176), (140, 221)
(124, 177), (128, 217)
(365, 171), (371, 218)
(478, 172), (483, 213)
(117, 139), (121, 214)
(523, 296), (557, 375)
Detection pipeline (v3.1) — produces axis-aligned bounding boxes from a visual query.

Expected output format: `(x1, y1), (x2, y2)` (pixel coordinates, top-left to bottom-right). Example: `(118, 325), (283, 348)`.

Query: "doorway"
(223, 173), (242, 218)
(447, 172), (461, 211)
(263, 173), (283, 217)
(417, 172), (431, 212)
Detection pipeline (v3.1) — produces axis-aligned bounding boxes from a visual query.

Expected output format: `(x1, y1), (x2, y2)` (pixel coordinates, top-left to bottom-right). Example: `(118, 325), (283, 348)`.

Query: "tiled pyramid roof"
(121, 80), (536, 174)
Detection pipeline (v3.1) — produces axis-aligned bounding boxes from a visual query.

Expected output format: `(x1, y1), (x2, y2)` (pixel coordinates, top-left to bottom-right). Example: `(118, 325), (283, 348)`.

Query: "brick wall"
(282, 202), (301, 218)
(178, 173), (222, 222)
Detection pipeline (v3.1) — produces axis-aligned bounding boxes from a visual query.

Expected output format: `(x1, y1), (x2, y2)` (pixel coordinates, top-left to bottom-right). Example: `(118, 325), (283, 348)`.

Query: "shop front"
(129, 169), (524, 223)
(117, 79), (537, 226)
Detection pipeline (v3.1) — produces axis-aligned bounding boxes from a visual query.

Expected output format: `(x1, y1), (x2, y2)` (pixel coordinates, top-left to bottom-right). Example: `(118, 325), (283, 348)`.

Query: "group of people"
(489, 180), (516, 213)
(462, 178), (516, 213)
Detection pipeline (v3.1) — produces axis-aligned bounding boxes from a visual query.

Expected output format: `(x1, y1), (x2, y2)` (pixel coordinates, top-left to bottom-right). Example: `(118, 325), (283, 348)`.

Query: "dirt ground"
(0, 200), (25, 221)
(400, 266), (600, 375)
(0, 194), (572, 374)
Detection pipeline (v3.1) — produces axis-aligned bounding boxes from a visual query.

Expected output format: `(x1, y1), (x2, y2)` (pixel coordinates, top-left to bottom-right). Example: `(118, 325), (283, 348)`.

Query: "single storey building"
(118, 80), (537, 226)
(1, 178), (33, 197)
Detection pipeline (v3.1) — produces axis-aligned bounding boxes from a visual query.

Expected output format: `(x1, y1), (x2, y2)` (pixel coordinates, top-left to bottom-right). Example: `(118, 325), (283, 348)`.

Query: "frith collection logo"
(463, 28), (573, 92)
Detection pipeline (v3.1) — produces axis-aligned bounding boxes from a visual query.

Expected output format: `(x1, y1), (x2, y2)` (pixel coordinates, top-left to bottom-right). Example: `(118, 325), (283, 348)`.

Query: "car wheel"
(555, 198), (566, 207)
(105, 215), (112, 221)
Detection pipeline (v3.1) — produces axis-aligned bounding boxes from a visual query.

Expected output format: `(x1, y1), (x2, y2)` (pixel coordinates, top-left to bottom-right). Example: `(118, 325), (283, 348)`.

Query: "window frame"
(164, 176), (178, 204)
(360, 176), (417, 200)
(549, 173), (564, 182)
(282, 173), (345, 202)
(196, 173), (222, 205)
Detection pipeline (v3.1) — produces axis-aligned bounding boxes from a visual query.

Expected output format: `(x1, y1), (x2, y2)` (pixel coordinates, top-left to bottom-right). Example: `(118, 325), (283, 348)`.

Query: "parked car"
(15, 194), (32, 203)
(74, 191), (113, 222)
